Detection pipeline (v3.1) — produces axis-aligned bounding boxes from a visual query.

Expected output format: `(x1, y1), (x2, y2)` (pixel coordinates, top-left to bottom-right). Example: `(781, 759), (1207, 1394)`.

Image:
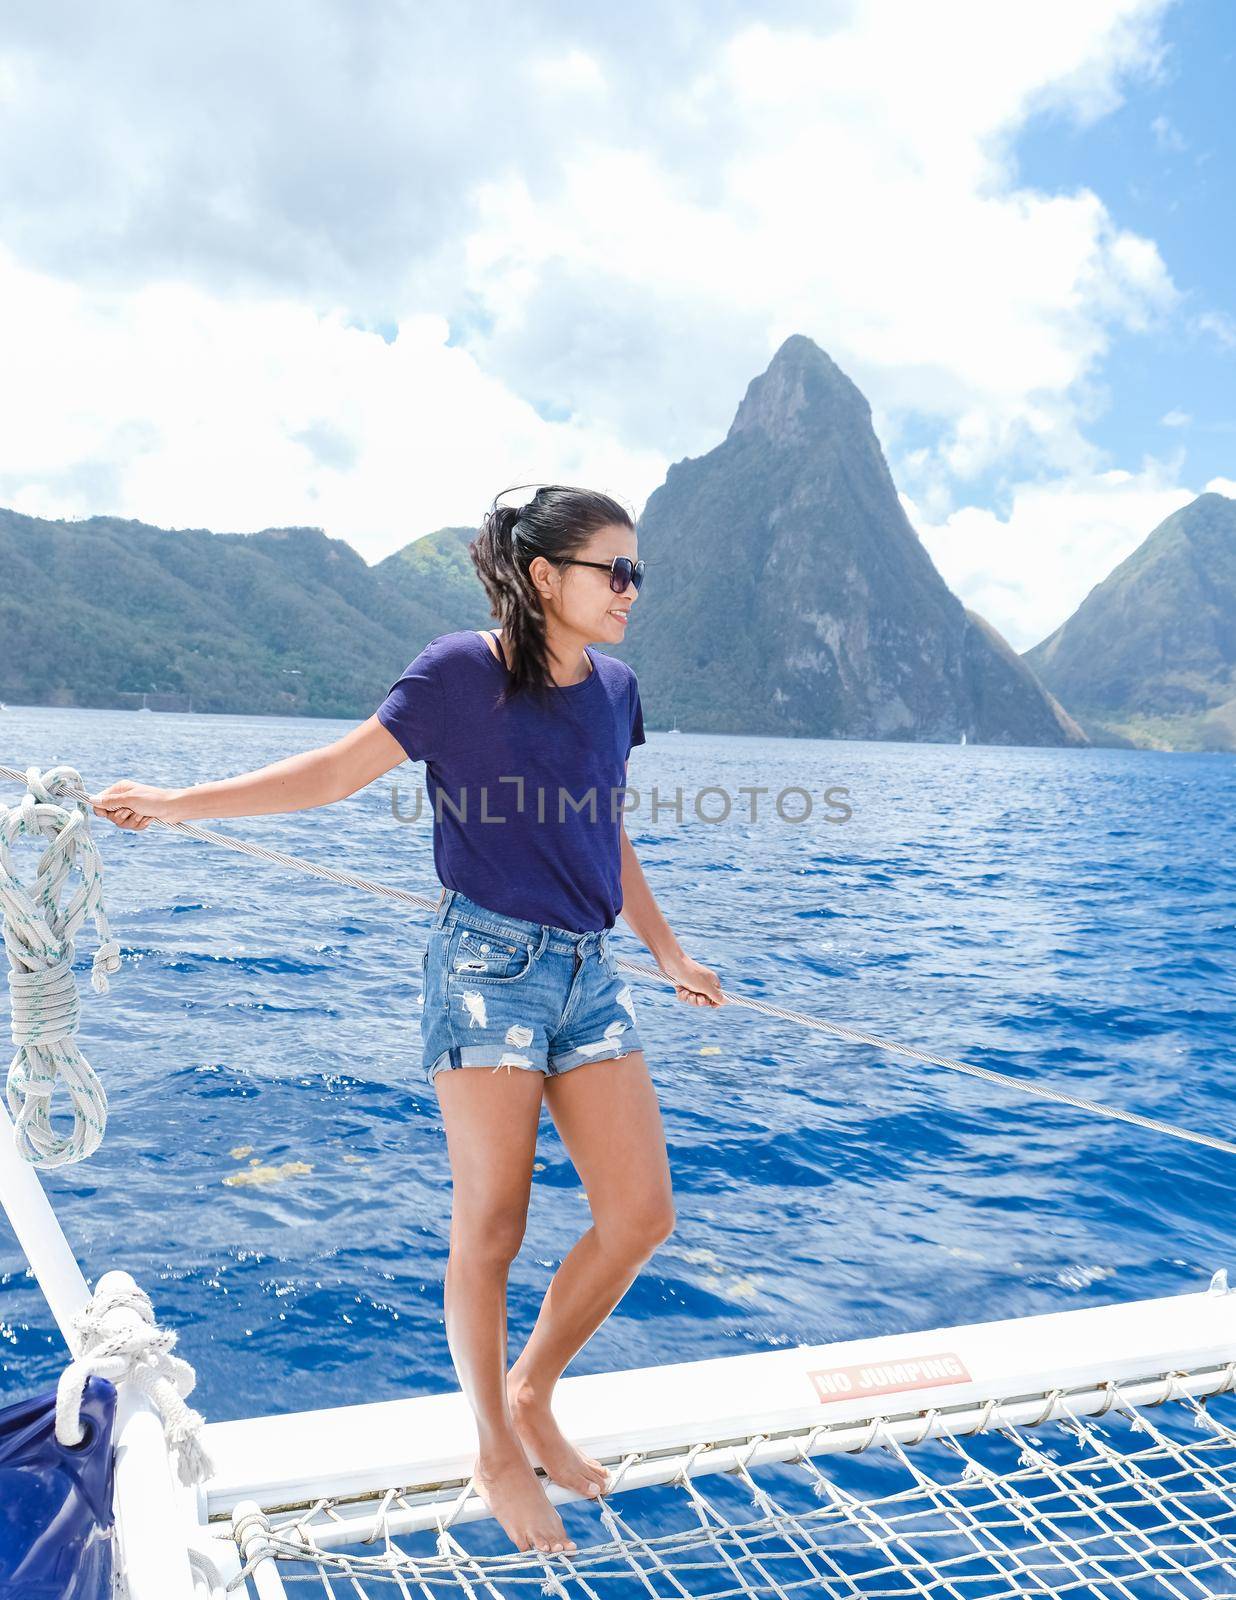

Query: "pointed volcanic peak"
(1025, 492), (1236, 750)
(613, 335), (1085, 746)
(726, 334), (876, 450)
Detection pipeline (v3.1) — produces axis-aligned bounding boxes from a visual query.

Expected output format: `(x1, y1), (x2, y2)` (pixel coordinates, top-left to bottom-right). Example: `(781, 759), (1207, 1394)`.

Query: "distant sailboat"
(133, 690), (192, 713)
(960, 731), (968, 745)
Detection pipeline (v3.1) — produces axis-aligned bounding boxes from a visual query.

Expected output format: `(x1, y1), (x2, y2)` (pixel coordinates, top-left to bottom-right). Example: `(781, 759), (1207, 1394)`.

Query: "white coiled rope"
(0, 765), (121, 1168)
(55, 1270), (214, 1487)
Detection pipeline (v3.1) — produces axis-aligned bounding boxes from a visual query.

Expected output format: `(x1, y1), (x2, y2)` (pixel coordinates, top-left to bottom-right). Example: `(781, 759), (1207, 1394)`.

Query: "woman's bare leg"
(507, 1051), (676, 1495)
(435, 1065), (576, 1554)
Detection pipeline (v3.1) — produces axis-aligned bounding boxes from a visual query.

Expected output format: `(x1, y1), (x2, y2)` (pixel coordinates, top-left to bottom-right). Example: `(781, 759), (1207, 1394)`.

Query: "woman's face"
(541, 521), (640, 646)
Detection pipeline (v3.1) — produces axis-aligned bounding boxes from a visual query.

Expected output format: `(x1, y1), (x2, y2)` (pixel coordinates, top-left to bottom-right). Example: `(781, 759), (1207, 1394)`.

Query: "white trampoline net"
(226, 1382), (1236, 1598)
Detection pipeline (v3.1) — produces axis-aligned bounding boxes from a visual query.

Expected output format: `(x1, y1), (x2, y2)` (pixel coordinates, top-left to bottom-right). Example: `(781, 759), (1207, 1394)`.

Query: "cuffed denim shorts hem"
(425, 1033), (646, 1084)
(420, 888), (645, 1087)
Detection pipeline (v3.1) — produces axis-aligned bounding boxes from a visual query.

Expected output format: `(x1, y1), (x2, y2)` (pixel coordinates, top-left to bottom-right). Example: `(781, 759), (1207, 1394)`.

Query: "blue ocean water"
(1, 705), (1233, 1425)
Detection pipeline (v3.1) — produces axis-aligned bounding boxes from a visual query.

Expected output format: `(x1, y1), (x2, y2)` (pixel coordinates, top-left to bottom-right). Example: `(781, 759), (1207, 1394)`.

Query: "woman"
(91, 484), (724, 1557)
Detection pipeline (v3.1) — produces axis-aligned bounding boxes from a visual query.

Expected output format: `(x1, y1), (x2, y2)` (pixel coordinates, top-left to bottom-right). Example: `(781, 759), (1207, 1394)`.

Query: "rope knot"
(91, 940), (123, 994)
(1, 765), (119, 1167)
(8, 957), (81, 1048)
(57, 1273), (214, 1488)
(23, 765), (64, 806)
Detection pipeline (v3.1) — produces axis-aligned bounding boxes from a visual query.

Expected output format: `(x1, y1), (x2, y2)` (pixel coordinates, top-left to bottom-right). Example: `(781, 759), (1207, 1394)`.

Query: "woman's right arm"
(90, 715), (412, 831)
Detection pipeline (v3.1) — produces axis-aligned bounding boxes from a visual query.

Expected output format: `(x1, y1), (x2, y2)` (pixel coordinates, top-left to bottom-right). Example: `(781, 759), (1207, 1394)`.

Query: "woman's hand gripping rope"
(657, 949), (725, 1008)
(87, 779), (181, 831)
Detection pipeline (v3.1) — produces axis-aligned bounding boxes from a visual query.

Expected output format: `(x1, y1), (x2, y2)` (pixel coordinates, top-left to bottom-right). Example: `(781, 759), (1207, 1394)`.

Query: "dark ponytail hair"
(469, 483), (635, 706)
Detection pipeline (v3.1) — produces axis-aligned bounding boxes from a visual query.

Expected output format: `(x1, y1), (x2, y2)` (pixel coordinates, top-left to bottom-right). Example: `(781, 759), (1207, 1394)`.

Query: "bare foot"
(508, 1376), (610, 1499)
(472, 1438), (577, 1555)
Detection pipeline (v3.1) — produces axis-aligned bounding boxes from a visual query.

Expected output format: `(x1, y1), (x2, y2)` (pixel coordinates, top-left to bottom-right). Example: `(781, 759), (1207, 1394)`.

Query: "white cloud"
(1146, 112), (1184, 151)
(903, 463), (1196, 651)
(1161, 408), (1191, 427)
(1150, 113), (1186, 152)
(0, 248), (666, 554)
(455, 0), (1177, 481)
(0, 0), (1187, 640)
(526, 49), (607, 93)
(1196, 310), (1236, 350)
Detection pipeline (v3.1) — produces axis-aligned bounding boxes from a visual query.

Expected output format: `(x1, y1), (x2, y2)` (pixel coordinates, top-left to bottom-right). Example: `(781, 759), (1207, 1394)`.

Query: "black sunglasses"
(552, 556), (646, 594)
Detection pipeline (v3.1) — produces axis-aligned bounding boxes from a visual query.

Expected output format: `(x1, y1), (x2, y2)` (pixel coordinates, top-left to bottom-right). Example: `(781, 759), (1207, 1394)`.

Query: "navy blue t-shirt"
(376, 630), (646, 932)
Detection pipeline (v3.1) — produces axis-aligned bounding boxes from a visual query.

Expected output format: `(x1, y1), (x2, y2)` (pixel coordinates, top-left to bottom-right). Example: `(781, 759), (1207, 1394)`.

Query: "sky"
(0, 0), (1232, 651)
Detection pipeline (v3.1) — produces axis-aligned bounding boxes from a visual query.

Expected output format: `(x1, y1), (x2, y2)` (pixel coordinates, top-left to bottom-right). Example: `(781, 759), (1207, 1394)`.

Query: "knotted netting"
(224, 1375), (1236, 1599)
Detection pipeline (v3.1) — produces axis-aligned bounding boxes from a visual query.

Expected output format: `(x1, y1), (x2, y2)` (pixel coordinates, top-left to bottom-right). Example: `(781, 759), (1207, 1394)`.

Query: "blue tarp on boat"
(0, 1375), (116, 1600)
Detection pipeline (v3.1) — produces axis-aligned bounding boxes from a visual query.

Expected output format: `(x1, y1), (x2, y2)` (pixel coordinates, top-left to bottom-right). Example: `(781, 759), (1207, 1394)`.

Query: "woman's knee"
(450, 1205), (529, 1268)
(599, 1199), (677, 1259)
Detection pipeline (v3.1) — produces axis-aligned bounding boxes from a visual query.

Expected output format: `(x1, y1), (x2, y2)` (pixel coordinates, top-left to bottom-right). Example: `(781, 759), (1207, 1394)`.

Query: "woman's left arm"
(618, 824), (725, 1008)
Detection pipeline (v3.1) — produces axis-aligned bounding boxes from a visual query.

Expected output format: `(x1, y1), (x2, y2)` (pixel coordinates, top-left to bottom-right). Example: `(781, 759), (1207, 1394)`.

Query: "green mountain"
(1024, 493), (1236, 751)
(0, 509), (487, 717)
(607, 335), (1085, 745)
(372, 525), (481, 637)
(0, 340), (1091, 744)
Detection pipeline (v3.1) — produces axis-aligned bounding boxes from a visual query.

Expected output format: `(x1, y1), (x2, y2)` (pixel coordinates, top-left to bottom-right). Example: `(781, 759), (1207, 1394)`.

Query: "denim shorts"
(419, 888), (645, 1084)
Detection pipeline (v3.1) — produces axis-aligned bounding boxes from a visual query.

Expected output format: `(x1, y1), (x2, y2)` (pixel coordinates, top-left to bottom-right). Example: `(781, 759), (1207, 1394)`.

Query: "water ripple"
(0, 710), (1232, 1422)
